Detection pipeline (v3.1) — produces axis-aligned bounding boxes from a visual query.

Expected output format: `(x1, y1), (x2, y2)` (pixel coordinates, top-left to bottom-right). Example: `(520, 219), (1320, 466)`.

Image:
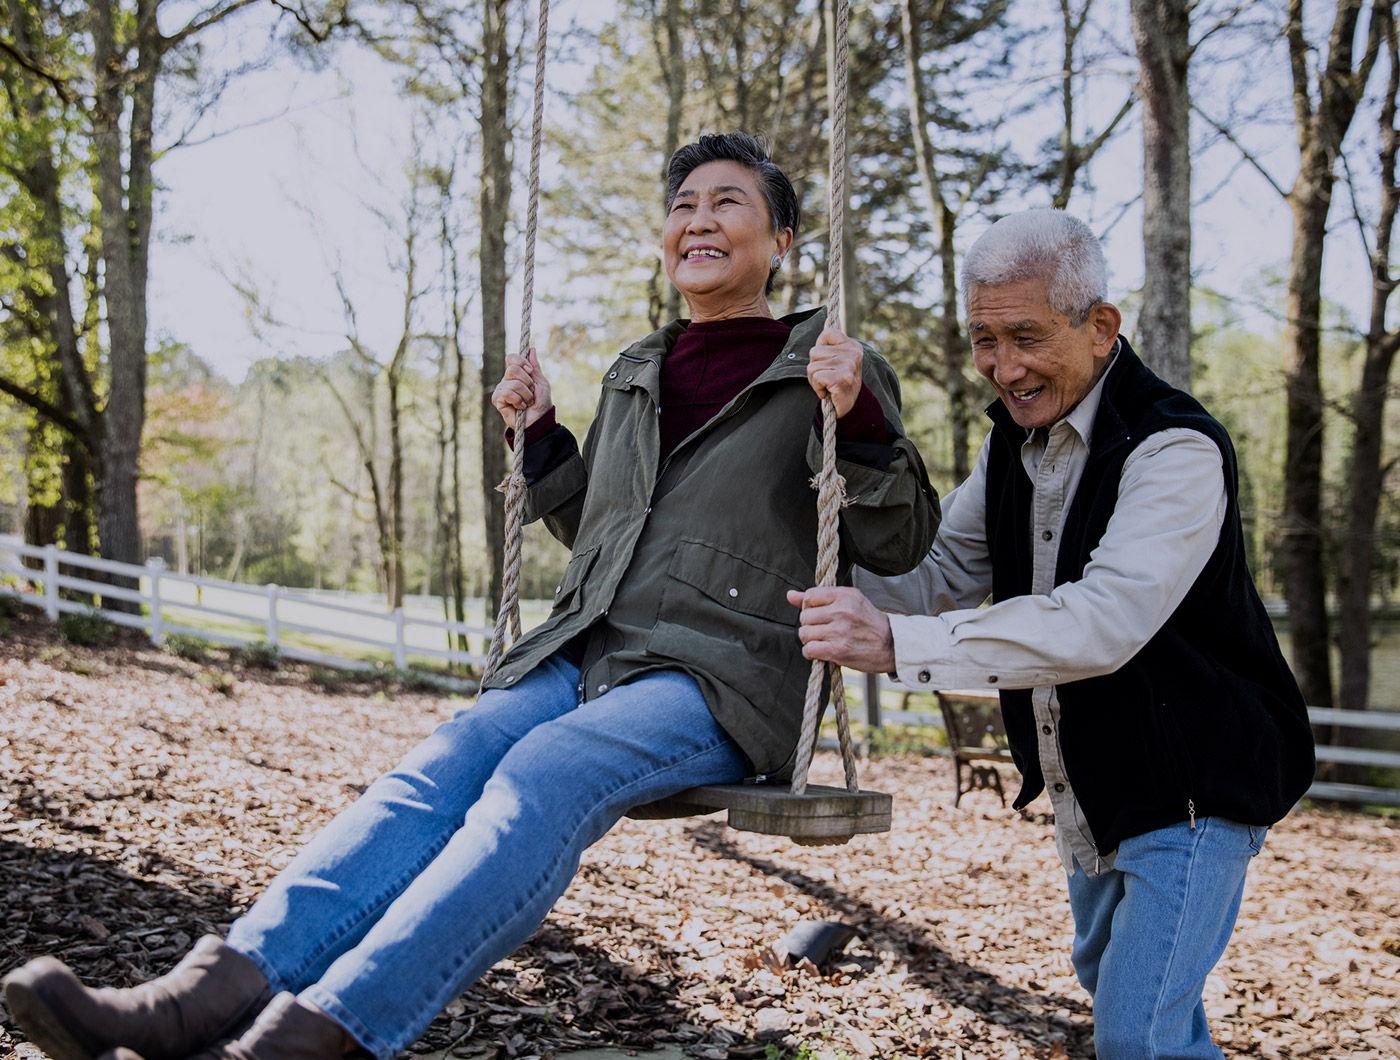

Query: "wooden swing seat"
(629, 782), (892, 841)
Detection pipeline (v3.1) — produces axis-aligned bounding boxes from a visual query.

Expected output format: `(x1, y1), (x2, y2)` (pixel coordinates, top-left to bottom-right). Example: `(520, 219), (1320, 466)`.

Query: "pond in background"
(1274, 617), (1400, 711)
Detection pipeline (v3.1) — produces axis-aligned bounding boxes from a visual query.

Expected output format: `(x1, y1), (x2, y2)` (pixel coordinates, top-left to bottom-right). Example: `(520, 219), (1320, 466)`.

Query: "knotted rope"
(483, 0), (549, 684)
(789, 0), (858, 802)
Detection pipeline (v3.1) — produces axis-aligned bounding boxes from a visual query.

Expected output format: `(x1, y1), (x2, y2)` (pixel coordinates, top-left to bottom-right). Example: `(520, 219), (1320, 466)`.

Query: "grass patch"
(37, 646), (94, 675)
(59, 608), (113, 648)
(196, 670), (237, 696)
(237, 639), (281, 670)
(163, 632), (216, 661)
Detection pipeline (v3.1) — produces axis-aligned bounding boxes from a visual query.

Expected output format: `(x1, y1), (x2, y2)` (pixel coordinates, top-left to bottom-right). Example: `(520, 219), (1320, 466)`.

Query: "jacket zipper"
(1188, 798), (1197, 831)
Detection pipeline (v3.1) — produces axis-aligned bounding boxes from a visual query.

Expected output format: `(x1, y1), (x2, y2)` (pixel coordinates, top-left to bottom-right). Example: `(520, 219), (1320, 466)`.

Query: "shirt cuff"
(887, 612), (1060, 692)
(810, 384), (886, 444)
(811, 385), (895, 470)
(504, 406), (559, 448)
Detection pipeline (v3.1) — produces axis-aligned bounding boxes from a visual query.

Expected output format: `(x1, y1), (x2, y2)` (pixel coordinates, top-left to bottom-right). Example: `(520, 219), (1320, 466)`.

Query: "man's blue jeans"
(225, 652), (749, 1058)
(1067, 817), (1267, 1060)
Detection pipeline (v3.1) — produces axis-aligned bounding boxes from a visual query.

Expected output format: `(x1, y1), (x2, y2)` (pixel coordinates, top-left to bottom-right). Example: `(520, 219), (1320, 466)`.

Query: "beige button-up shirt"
(856, 350), (1228, 874)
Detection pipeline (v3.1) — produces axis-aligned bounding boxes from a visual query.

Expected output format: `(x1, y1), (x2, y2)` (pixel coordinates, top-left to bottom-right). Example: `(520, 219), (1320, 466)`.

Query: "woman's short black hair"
(666, 132), (801, 294)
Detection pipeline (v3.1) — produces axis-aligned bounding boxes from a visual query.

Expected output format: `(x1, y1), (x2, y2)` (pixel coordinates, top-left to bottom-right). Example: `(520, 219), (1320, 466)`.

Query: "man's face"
(968, 278), (1121, 431)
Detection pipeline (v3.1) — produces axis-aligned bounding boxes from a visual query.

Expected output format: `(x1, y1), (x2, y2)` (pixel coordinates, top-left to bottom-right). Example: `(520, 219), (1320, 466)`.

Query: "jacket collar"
(614, 306), (825, 377)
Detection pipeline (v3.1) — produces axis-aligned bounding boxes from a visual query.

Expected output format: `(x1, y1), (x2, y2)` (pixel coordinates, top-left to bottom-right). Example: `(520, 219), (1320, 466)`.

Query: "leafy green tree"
(0, 0), (269, 603)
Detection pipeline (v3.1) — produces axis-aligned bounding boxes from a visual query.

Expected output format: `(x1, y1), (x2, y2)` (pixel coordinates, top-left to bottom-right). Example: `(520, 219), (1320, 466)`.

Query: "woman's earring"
(771, 255), (783, 271)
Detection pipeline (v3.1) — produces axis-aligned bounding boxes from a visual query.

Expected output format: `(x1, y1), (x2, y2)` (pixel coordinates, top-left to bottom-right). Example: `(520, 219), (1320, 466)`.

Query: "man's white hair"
(961, 208), (1107, 326)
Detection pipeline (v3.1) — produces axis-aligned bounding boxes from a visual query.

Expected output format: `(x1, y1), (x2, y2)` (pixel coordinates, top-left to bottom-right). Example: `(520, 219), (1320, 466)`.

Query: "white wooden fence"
(0, 540), (494, 674)
(857, 676), (1400, 809)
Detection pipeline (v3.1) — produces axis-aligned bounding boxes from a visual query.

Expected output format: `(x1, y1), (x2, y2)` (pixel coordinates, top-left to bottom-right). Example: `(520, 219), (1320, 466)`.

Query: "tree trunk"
(1131, 0), (1193, 391)
(478, 0), (512, 621)
(939, 201), (970, 480)
(899, 0), (970, 478)
(1054, 0), (1077, 209)
(1279, 0), (1382, 710)
(447, 225), (468, 651)
(662, 0), (684, 322)
(1339, 15), (1400, 722)
(387, 365), (406, 611)
(1051, 0), (1134, 209)
(1282, 177), (1334, 710)
(90, 0), (158, 600)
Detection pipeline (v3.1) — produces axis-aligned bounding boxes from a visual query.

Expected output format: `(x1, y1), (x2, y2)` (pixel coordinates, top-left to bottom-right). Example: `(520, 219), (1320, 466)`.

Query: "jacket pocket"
(667, 538), (802, 623)
(549, 546), (599, 620)
(646, 539), (806, 714)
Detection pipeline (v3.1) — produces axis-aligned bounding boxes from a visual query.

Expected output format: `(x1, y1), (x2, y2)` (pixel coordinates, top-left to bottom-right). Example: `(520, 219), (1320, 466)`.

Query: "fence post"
(267, 584), (281, 647)
(43, 545), (59, 621)
(393, 607), (407, 670)
(865, 672), (882, 729)
(147, 558), (165, 645)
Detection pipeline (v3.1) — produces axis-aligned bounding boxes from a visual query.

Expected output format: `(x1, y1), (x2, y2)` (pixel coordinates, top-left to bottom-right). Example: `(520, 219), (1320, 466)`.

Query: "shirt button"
(1042, 724), (1053, 735)
(728, 587), (738, 597)
(1053, 782), (1066, 793)
(987, 675), (999, 685)
(1042, 530), (1053, 541)
(645, 506), (652, 514)
(597, 684), (608, 694)
(555, 584), (562, 594)
(917, 669), (931, 683)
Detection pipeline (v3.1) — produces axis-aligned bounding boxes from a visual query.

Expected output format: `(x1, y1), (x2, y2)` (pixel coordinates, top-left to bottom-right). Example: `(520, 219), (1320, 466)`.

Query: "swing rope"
(790, 0), (857, 799)
(482, 0), (866, 814)
(483, 0), (550, 684)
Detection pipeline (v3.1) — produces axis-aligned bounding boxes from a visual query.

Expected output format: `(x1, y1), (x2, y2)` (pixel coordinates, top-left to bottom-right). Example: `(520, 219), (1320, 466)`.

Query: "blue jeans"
(226, 653), (748, 1058)
(1066, 817), (1267, 1060)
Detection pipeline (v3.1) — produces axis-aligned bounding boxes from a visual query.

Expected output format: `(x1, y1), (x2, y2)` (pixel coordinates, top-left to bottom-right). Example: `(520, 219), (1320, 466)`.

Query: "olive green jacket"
(484, 308), (938, 776)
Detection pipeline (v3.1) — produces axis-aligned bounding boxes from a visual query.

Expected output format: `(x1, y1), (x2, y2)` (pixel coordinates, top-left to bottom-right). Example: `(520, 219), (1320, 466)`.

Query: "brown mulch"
(1, 608), (1396, 1060)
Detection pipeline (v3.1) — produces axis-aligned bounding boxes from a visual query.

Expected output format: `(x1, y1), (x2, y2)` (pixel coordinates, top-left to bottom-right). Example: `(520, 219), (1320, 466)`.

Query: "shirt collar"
(1057, 336), (1121, 449)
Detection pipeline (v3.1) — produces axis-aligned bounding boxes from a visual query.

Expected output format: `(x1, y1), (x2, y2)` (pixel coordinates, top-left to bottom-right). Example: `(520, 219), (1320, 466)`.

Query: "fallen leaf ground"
(1, 610), (1396, 1060)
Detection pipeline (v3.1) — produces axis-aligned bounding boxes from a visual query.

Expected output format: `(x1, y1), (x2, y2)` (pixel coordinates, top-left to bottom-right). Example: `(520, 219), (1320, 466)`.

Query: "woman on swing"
(5, 132), (936, 1060)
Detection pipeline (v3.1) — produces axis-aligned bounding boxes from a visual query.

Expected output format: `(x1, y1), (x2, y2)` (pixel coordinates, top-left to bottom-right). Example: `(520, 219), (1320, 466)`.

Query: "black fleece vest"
(985, 340), (1314, 854)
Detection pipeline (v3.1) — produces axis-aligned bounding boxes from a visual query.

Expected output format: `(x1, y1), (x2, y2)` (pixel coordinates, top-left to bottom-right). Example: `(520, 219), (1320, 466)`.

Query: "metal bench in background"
(881, 682), (1014, 808)
(931, 689), (1014, 808)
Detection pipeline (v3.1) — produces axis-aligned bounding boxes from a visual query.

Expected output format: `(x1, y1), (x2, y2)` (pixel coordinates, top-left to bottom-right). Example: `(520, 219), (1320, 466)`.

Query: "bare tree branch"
(1193, 100), (1290, 198)
(0, 375), (87, 439)
(0, 36), (74, 103)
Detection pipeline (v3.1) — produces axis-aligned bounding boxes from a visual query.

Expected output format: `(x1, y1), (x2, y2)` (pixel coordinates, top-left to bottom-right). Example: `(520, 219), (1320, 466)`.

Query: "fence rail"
(0, 540), (494, 675)
(857, 676), (1400, 810)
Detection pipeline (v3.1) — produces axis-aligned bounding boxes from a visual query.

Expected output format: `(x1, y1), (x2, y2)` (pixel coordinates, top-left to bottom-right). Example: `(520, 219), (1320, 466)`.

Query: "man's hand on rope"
(787, 586), (896, 674)
(492, 347), (554, 429)
(807, 325), (863, 418)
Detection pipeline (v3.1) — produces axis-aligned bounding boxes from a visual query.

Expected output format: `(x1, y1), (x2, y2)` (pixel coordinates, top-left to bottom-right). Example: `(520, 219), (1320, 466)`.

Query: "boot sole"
(3, 965), (102, 1060)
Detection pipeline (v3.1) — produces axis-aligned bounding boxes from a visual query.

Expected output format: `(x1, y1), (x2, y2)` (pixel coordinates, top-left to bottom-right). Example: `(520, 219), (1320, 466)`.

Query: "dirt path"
(1, 612), (1396, 1059)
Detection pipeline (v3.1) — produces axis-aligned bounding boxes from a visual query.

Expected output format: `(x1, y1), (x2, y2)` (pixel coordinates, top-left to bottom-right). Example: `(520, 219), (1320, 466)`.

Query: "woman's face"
(663, 160), (792, 321)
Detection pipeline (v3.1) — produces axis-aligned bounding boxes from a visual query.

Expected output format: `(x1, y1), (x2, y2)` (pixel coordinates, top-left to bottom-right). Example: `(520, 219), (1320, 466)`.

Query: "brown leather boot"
(96, 992), (354, 1060)
(2, 936), (273, 1060)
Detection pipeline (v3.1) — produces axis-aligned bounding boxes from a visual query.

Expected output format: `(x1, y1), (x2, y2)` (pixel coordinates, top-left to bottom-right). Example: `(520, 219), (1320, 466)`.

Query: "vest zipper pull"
(1188, 799), (1196, 831)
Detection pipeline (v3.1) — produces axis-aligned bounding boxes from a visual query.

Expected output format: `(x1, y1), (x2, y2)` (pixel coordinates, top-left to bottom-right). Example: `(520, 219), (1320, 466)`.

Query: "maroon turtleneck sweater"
(522, 316), (887, 458)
